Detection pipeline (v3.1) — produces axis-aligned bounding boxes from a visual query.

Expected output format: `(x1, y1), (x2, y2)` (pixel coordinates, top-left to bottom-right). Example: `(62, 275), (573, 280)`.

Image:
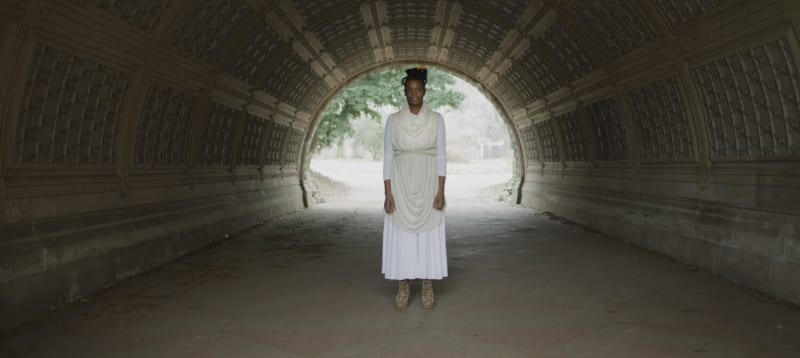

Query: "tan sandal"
(395, 280), (410, 309)
(422, 280), (435, 309)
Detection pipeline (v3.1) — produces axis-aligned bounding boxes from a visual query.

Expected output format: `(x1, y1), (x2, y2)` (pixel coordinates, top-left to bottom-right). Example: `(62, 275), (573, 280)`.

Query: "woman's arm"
(384, 179), (395, 213)
(384, 117), (395, 214)
(433, 176), (446, 210)
(433, 116), (446, 210)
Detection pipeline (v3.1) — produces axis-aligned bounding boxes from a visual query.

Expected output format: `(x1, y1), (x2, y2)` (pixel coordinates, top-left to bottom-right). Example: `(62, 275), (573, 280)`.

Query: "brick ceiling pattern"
(14, 0), (795, 171)
(87, 0), (732, 116)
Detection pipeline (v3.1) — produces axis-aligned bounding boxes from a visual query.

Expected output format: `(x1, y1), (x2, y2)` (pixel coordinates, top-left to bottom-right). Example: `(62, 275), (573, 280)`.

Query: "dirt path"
(2, 165), (799, 357)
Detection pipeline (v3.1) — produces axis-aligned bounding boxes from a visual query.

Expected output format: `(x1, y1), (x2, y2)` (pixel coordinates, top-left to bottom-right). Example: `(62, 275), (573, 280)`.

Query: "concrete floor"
(1, 163), (799, 357)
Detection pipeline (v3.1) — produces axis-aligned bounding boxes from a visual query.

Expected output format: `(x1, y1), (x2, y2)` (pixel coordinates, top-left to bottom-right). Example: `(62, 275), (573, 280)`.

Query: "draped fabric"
(382, 216), (447, 280)
(387, 104), (443, 233)
(381, 103), (448, 280)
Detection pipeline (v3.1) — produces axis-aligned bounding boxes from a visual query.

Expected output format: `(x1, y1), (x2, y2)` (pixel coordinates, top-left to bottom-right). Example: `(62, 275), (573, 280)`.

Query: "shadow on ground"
(1, 160), (799, 357)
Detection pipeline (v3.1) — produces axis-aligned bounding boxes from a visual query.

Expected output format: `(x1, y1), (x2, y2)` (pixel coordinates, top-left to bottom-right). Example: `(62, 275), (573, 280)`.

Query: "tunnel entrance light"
(308, 66), (515, 206)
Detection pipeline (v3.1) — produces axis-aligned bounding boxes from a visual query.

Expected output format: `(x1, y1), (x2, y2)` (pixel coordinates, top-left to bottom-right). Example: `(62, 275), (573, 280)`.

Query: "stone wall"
(0, 1), (313, 331)
(516, 1), (800, 304)
(0, 177), (303, 331)
(520, 167), (800, 305)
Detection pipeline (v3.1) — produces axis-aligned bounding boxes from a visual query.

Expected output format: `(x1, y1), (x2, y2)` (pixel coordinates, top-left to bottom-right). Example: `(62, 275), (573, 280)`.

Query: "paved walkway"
(1, 163), (799, 357)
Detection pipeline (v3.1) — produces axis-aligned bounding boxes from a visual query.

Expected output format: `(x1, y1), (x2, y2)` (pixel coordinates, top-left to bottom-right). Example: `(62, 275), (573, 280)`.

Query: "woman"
(382, 66), (447, 309)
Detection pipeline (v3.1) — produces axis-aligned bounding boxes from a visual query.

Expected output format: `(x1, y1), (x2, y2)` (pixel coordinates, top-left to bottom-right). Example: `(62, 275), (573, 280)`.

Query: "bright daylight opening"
(308, 66), (514, 207)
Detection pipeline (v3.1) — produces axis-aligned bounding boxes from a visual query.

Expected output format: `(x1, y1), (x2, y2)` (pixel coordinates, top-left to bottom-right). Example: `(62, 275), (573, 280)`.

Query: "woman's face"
(404, 79), (426, 107)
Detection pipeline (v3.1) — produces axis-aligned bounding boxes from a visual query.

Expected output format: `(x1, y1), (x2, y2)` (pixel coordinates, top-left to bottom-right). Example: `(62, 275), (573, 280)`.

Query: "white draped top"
(383, 104), (446, 233)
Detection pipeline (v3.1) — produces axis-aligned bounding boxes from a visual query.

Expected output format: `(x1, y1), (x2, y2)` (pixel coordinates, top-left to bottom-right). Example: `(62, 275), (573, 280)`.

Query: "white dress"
(381, 104), (448, 280)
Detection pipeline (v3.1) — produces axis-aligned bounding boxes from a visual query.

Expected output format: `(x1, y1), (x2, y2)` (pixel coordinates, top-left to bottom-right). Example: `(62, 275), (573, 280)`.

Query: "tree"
(313, 67), (465, 153)
(351, 116), (384, 160)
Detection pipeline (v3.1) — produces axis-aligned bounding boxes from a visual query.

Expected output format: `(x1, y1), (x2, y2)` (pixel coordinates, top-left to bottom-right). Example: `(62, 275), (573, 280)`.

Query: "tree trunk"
(336, 140), (345, 159)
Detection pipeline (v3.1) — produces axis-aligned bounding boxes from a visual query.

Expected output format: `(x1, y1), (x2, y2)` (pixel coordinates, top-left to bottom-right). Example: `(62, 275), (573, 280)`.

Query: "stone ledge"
(0, 184), (304, 332)
(520, 180), (800, 306)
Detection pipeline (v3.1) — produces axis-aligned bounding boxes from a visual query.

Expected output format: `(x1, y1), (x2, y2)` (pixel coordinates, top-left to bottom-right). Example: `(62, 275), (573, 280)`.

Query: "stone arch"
(299, 60), (527, 186)
(1, 0), (799, 330)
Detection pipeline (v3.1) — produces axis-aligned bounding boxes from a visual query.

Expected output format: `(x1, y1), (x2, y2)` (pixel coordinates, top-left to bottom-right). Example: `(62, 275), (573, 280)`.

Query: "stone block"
(688, 237), (722, 275)
(766, 259), (800, 305)
(0, 241), (42, 281)
(716, 245), (771, 292)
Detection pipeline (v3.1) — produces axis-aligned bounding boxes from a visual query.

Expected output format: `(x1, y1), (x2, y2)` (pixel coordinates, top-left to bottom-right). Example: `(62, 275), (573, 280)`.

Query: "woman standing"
(382, 66), (447, 309)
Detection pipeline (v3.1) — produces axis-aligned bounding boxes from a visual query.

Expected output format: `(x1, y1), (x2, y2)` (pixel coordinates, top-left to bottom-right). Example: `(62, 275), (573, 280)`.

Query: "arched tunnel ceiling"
(0, 0), (799, 197)
(2, 0), (800, 330)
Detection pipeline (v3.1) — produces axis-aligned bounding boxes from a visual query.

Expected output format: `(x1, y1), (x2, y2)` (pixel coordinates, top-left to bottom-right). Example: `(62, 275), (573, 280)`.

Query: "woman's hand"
(433, 190), (445, 210)
(384, 193), (395, 214)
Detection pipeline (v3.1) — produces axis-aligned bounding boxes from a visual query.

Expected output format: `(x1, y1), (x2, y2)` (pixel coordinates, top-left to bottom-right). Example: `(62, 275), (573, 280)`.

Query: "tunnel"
(1, 0), (799, 350)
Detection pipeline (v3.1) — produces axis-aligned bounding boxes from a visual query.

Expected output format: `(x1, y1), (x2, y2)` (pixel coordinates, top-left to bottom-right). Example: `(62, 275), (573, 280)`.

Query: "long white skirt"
(381, 216), (448, 280)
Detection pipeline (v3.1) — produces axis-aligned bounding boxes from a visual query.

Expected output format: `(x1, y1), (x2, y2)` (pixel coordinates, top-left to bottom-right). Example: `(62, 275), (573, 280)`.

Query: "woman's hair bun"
(402, 65), (427, 85)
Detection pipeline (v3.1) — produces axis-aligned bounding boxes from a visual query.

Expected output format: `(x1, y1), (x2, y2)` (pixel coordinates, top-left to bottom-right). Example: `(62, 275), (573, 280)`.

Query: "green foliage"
(351, 116), (385, 161)
(314, 67), (464, 151)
